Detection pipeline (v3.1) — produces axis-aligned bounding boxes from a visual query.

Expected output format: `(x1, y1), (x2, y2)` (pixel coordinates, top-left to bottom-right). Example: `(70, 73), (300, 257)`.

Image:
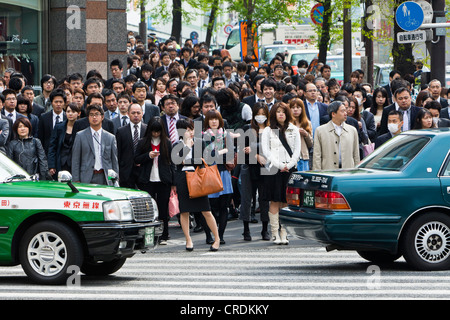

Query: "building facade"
(0, 0), (128, 86)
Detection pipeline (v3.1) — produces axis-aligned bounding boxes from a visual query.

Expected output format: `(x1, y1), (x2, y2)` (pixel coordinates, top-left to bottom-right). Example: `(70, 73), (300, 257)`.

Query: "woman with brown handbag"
(173, 118), (220, 252)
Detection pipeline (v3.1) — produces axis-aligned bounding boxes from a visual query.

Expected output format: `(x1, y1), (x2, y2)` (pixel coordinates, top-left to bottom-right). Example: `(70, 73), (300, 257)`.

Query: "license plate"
(144, 227), (155, 247)
(303, 190), (315, 207)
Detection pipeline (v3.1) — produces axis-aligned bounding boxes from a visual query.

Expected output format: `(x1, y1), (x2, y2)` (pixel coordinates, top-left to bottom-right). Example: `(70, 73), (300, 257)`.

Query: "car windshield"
(290, 52), (318, 66)
(262, 46), (296, 62)
(0, 153), (30, 182)
(358, 135), (430, 171)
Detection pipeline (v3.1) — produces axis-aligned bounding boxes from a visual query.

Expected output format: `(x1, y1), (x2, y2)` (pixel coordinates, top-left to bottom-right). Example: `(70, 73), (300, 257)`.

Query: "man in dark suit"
(21, 86), (45, 118)
(105, 59), (124, 89)
(160, 94), (187, 145)
(154, 52), (171, 78)
(303, 83), (328, 136)
(382, 70), (402, 105)
(72, 93), (115, 136)
(379, 87), (421, 135)
(375, 110), (403, 149)
(38, 89), (67, 155)
(426, 100), (450, 127)
(429, 79), (449, 112)
(116, 103), (147, 189)
(242, 75), (265, 108)
(132, 81), (160, 124)
(179, 47), (196, 71)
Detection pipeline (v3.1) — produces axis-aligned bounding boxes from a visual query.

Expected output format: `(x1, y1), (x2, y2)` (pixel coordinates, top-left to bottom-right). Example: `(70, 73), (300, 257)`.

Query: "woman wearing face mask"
(239, 102), (271, 241)
(288, 98), (313, 171)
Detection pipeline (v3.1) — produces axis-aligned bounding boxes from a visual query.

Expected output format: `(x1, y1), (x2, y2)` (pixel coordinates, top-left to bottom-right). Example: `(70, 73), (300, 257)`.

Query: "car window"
(262, 46), (296, 62)
(290, 52), (318, 66)
(441, 154), (450, 176)
(226, 29), (240, 50)
(358, 135), (430, 171)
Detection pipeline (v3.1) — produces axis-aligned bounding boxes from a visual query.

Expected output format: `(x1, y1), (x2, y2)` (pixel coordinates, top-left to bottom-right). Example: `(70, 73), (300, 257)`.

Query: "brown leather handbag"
(186, 159), (223, 198)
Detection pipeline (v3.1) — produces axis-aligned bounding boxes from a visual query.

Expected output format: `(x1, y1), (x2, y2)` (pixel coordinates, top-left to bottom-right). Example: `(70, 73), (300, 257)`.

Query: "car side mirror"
(108, 169), (120, 187)
(58, 170), (79, 193)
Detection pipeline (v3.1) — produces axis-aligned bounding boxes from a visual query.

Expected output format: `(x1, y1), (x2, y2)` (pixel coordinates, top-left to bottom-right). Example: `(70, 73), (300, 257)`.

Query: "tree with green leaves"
(227, 0), (305, 59)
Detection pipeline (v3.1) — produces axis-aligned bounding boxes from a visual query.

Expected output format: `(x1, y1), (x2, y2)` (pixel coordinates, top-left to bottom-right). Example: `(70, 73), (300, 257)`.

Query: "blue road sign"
(395, 1), (424, 32)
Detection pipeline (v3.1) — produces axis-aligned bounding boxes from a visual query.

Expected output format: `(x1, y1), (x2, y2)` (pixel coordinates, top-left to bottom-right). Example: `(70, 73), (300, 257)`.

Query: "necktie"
(111, 111), (117, 119)
(55, 115), (60, 126)
(402, 109), (409, 131)
(133, 124), (139, 151)
(93, 131), (102, 170)
(201, 80), (205, 88)
(7, 113), (12, 119)
(122, 116), (128, 127)
(169, 117), (177, 144)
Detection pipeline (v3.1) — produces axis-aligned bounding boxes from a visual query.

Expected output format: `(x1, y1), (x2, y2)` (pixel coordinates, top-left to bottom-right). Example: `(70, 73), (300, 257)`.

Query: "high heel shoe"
(186, 246), (194, 251)
(209, 242), (220, 252)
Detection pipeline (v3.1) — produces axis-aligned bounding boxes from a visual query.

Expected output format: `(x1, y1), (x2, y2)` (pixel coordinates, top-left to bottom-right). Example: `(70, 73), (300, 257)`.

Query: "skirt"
(260, 168), (294, 203)
(175, 170), (211, 213)
(208, 169), (233, 199)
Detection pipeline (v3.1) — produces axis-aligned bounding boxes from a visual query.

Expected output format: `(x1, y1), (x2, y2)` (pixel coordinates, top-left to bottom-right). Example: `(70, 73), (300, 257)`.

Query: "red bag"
(168, 189), (179, 217)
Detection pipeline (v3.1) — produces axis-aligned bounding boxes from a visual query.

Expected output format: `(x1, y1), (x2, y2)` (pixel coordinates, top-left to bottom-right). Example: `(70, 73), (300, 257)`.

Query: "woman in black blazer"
(135, 117), (175, 244)
(172, 118), (220, 252)
(48, 103), (81, 178)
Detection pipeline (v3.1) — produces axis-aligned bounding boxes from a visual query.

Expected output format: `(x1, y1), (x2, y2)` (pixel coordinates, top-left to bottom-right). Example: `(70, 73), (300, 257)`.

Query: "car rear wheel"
(19, 221), (84, 285)
(401, 213), (450, 271)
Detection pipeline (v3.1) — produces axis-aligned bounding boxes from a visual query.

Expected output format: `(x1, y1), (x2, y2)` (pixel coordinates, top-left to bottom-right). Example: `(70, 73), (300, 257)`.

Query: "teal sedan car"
(280, 129), (450, 271)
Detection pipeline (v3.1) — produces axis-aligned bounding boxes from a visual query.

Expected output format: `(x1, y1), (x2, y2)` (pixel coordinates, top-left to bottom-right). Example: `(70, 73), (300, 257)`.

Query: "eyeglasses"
(89, 113), (103, 118)
(306, 89), (318, 93)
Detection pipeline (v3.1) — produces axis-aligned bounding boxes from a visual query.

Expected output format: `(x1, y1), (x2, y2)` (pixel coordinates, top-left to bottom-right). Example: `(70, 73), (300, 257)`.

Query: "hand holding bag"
(168, 189), (179, 217)
(185, 158), (223, 198)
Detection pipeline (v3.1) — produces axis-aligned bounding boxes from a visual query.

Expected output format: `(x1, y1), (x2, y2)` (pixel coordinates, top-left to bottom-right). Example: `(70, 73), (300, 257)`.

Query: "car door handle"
(447, 187), (450, 194)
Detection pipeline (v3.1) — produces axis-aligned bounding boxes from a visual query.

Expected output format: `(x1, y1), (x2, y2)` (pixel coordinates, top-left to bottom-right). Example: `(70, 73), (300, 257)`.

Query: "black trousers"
(138, 181), (171, 239)
(209, 194), (231, 241)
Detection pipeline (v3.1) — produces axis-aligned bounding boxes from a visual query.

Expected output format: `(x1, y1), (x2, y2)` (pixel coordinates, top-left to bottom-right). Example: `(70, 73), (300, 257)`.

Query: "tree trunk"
(171, 0), (182, 43)
(318, 0), (332, 64)
(392, 0), (415, 76)
(204, 0), (219, 47)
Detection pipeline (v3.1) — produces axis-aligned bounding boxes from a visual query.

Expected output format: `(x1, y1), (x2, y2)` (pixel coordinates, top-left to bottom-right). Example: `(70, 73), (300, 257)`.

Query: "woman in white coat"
(261, 102), (301, 244)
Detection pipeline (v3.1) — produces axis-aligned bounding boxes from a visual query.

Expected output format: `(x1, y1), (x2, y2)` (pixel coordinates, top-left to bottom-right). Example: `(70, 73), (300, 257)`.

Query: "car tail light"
(286, 187), (301, 206)
(315, 190), (351, 210)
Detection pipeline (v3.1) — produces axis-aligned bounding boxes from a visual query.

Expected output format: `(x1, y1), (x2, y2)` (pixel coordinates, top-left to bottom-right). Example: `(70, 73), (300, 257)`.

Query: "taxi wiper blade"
(4, 174), (27, 183)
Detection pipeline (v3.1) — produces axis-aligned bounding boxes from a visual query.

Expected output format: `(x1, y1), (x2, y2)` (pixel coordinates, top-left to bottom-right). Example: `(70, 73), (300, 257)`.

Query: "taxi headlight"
(151, 198), (159, 220)
(103, 200), (133, 221)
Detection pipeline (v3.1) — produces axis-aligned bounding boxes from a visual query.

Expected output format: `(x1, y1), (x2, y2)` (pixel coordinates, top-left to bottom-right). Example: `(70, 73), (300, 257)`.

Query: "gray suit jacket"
(71, 127), (119, 184)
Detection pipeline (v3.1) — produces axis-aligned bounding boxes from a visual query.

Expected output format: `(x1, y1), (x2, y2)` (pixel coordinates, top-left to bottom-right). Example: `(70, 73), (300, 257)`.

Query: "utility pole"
(139, 1), (147, 40)
(429, 0), (445, 84)
(343, 0), (352, 82)
(363, 0), (374, 86)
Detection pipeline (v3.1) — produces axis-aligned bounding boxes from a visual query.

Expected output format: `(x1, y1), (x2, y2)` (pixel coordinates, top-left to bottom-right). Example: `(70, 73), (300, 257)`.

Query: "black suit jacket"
(142, 102), (160, 124)
(116, 123), (147, 188)
(72, 116), (115, 137)
(440, 107), (450, 119)
(379, 103), (421, 135)
(38, 111), (67, 155)
(134, 137), (175, 186)
(375, 132), (393, 149)
(303, 100), (329, 125)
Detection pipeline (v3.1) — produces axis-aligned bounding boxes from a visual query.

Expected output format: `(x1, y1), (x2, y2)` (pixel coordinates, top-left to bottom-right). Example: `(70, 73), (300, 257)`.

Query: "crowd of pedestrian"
(0, 32), (448, 251)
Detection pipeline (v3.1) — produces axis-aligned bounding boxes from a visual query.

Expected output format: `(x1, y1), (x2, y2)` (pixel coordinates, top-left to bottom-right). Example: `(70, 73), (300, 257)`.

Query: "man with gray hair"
(312, 101), (360, 170)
